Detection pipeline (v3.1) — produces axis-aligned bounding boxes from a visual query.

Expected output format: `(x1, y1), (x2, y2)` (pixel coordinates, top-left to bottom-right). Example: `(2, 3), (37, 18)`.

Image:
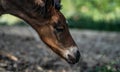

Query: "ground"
(0, 26), (120, 72)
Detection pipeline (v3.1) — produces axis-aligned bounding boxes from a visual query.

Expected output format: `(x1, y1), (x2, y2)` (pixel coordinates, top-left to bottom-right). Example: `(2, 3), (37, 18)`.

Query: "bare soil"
(0, 26), (120, 72)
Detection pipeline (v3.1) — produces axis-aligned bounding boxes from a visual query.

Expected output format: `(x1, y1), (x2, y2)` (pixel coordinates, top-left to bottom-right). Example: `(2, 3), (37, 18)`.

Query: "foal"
(0, 0), (80, 64)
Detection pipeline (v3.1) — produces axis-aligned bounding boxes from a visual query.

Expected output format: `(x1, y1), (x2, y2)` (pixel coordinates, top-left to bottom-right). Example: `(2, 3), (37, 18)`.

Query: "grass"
(90, 64), (120, 72)
(67, 16), (120, 32)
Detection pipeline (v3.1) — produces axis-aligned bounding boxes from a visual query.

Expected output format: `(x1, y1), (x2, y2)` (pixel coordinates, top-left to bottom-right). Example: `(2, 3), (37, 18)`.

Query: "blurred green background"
(0, 0), (120, 31)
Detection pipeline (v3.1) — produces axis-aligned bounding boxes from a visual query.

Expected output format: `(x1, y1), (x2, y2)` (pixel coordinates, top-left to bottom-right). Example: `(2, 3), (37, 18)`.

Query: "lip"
(66, 57), (79, 64)
(65, 51), (81, 64)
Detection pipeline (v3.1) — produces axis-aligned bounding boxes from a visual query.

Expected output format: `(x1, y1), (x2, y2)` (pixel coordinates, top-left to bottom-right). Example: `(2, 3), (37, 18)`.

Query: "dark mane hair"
(54, 0), (62, 10)
(33, 0), (62, 18)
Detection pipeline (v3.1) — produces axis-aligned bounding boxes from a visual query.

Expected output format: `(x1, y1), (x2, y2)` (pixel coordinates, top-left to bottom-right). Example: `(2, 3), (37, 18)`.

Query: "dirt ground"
(0, 26), (120, 72)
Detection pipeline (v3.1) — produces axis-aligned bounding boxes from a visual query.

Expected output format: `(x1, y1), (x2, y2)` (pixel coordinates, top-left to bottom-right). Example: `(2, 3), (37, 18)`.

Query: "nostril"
(67, 54), (75, 61)
(76, 50), (80, 58)
(65, 48), (81, 64)
(67, 51), (80, 64)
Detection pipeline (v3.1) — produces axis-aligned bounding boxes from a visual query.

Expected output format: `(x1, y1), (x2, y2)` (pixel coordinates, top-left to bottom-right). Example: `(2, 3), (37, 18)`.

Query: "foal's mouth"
(63, 46), (81, 64)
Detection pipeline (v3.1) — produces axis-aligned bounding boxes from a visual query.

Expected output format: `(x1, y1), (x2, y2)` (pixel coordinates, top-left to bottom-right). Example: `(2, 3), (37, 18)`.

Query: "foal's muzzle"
(64, 47), (81, 64)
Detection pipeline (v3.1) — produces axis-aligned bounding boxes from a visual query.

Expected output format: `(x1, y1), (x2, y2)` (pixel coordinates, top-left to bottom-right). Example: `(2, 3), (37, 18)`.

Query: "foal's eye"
(55, 26), (64, 32)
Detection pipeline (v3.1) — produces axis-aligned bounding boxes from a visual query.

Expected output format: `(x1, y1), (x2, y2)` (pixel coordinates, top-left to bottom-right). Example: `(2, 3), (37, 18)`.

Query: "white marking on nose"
(64, 46), (78, 58)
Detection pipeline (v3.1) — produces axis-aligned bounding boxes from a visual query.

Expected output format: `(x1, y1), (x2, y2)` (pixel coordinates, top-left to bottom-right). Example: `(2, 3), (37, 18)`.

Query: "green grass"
(67, 16), (120, 31)
(90, 64), (120, 72)
(0, 14), (22, 25)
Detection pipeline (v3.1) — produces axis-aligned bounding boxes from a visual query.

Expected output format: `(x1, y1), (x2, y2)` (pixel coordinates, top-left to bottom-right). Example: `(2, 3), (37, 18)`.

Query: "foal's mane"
(32, 0), (61, 18)
(1, 0), (61, 18)
(33, 0), (61, 13)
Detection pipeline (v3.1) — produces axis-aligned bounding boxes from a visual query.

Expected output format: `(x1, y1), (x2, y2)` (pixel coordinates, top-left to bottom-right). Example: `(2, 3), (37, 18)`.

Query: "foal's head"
(34, 0), (81, 64)
(1, 0), (80, 64)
